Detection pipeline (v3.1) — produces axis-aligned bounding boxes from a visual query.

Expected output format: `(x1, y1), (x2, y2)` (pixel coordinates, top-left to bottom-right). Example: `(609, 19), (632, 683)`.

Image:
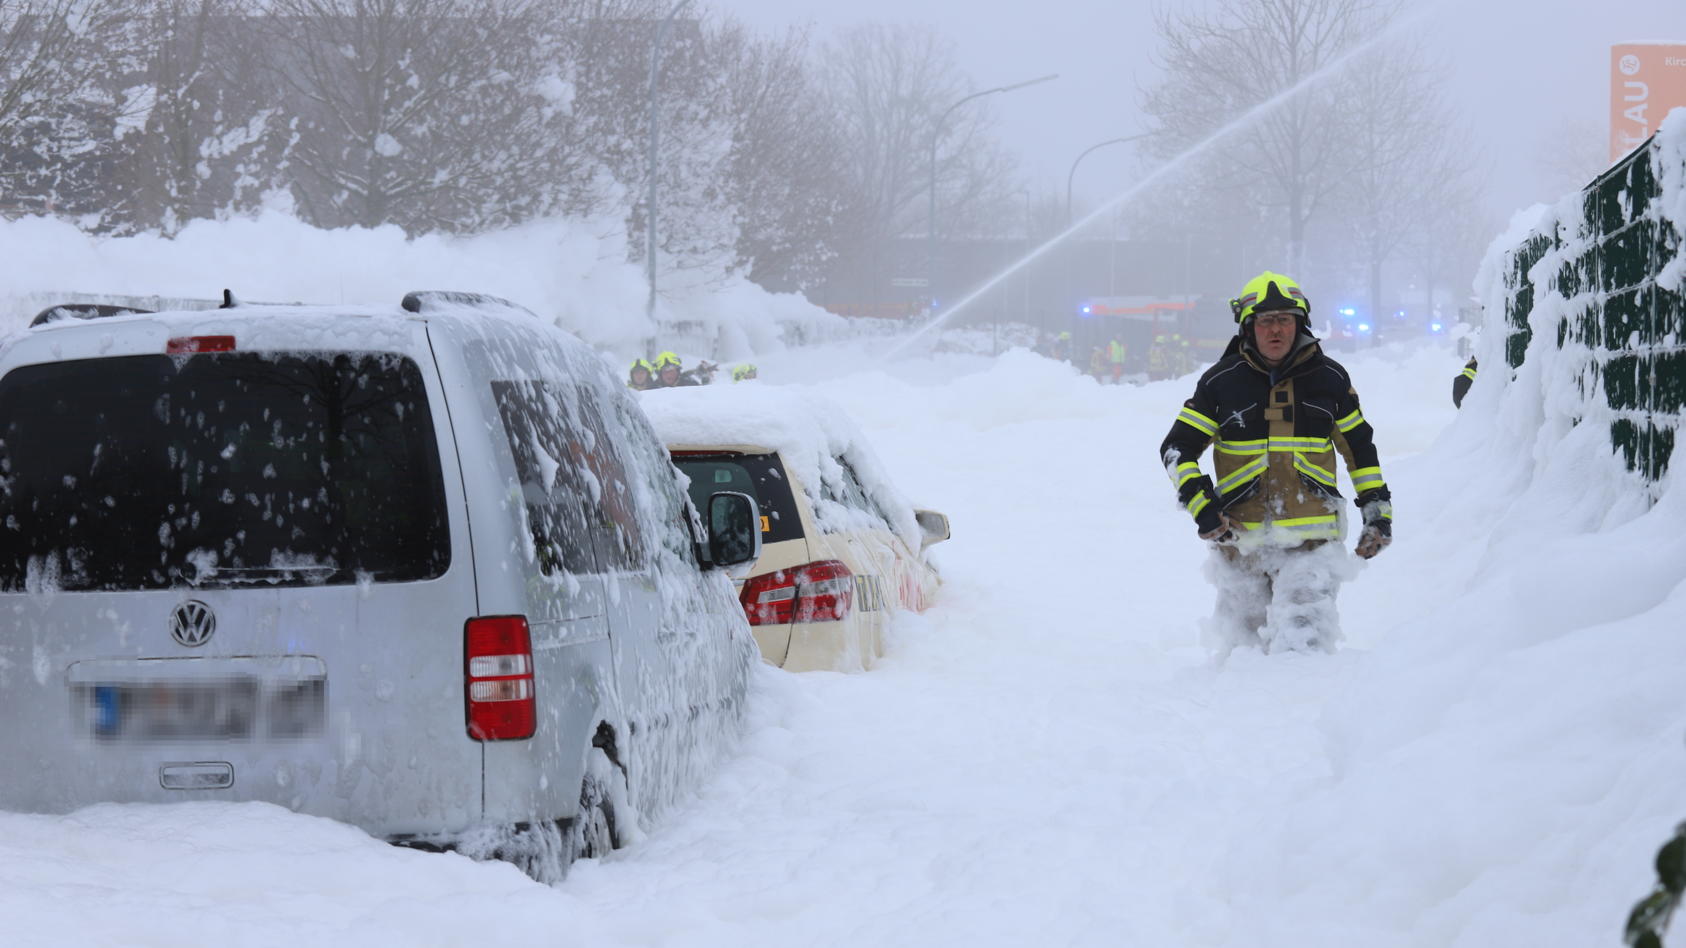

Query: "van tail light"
(739, 560), (853, 625)
(166, 335), (236, 354)
(464, 616), (535, 741)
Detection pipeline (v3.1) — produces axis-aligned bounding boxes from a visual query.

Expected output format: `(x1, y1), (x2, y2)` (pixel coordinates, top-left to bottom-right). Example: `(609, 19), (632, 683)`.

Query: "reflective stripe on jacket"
(1159, 332), (1391, 544)
(1452, 358), (1477, 408)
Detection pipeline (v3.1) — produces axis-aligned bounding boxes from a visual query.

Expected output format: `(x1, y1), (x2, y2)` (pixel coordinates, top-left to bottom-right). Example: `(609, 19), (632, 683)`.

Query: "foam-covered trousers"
(1202, 539), (1354, 654)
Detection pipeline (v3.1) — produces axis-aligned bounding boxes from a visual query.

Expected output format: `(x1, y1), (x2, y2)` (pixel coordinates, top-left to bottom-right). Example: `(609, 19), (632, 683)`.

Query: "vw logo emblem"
(169, 600), (216, 648)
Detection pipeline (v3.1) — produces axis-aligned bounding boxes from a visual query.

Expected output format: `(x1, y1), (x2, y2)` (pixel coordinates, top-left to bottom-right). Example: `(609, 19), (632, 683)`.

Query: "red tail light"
(464, 616), (535, 741)
(166, 335), (236, 354)
(739, 560), (853, 625)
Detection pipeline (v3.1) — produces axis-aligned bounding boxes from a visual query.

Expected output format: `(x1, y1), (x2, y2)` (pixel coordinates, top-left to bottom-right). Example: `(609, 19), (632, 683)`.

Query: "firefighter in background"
(1051, 331), (1073, 363)
(1172, 334), (1193, 378)
(627, 358), (656, 391)
(1452, 358), (1477, 408)
(653, 351), (698, 388)
(1108, 336), (1128, 384)
(1088, 345), (1107, 381)
(1148, 333), (1170, 380)
(1159, 271), (1392, 655)
(1149, 330), (1188, 380)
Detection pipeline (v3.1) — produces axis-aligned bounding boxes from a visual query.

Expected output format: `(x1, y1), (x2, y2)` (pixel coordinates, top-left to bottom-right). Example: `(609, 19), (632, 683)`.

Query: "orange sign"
(1086, 301), (1193, 317)
(1611, 43), (1686, 162)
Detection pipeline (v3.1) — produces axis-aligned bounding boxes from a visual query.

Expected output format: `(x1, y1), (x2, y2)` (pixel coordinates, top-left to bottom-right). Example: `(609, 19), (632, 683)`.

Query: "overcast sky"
(712, 0), (1683, 225)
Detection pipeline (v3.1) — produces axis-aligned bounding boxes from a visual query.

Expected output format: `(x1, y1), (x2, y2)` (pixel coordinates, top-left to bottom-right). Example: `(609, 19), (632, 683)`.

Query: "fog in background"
(721, 0), (1680, 218)
(0, 0), (1678, 342)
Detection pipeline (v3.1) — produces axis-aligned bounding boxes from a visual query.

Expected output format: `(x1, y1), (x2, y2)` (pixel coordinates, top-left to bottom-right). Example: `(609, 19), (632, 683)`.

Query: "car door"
(835, 450), (937, 614)
(814, 454), (895, 662)
(585, 381), (752, 819)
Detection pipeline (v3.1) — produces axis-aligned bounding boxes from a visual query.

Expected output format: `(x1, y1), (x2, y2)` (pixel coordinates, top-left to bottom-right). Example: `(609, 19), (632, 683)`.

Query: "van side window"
(491, 380), (649, 575)
(491, 380), (598, 575)
(570, 385), (648, 571)
(610, 399), (696, 564)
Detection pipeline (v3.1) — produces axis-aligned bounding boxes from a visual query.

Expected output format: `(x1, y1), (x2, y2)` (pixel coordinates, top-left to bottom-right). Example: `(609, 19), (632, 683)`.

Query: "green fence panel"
(1497, 126), (1684, 487)
(1504, 233), (1551, 371)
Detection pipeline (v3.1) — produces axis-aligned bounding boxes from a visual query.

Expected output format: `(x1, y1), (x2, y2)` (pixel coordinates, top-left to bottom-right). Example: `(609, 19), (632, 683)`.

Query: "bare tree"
(1404, 156), (1494, 324)
(257, 0), (569, 233)
(0, 0), (134, 219)
(533, 0), (653, 224)
(1142, 0), (1384, 276)
(706, 18), (846, 293)
(816, 22), (1019, 305)
(1337, 38), (1475, 324)
(0, 0), (1028, 311)
(104, 0), (287, 233)
(562, 6), (746, 291)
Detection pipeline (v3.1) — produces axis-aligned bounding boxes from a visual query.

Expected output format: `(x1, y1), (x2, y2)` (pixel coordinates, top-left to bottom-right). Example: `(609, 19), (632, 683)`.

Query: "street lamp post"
(1065, 133), (1149, 227)
(926, 73), (1056, 322)
(1063, 132), (1149, 324)
(645, 0), (693, 359)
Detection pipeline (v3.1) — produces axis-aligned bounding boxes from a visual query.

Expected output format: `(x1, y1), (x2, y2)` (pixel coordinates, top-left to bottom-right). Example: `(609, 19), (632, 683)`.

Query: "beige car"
(666, 442), (947, 671)
(642, 386), (948, 671)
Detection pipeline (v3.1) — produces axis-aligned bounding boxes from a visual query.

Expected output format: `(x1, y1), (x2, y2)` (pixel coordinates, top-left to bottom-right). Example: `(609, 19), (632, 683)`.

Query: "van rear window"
(670, 453), (803, 545)
(0, 352), (450, 591)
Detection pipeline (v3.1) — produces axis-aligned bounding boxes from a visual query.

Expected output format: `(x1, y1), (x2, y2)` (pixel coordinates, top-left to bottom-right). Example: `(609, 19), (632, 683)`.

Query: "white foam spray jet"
(885, 3), (1440, 359)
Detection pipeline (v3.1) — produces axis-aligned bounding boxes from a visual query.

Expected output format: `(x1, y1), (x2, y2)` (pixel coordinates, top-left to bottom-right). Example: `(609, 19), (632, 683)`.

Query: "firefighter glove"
(1355, 495), (1392, 559)
(1197, 508), (1239, 544)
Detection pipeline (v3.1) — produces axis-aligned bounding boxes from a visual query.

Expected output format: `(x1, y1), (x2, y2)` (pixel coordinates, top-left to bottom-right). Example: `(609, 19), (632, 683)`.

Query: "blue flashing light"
(1395, 309), (1405, 318)
(1431, 322), (1443, 333)
(1080, 305), (1092, 315)
(1357, 322), (1371, 333)
(1339, 307), (1356, 317)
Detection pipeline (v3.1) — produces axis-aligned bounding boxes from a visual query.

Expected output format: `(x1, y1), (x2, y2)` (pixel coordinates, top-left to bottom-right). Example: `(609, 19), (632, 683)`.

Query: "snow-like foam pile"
(1658, 106), (1686, 291)
(0, 210), (840, 358)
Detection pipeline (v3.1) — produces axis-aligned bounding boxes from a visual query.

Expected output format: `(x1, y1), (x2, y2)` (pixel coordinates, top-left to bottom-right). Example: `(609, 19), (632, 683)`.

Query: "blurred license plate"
(86, 677), (322, 741)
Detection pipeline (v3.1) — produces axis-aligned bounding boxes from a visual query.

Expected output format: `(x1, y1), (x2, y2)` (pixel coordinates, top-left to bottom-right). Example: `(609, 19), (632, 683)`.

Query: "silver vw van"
(0, 292), (760, 881)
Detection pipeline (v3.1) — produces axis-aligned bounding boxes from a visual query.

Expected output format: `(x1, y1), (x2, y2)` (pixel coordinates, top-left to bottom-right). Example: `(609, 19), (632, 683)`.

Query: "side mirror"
(914, 509), (950, 550)
(705, 491), (762, 571)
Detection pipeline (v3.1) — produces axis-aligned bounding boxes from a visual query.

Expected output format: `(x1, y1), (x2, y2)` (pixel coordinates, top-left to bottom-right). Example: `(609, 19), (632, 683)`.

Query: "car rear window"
(0, 351), (450, 591)
(671, 453), (802, 545)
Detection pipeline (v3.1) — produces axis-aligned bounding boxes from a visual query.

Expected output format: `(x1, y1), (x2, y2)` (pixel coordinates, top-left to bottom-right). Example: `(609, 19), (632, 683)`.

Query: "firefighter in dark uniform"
(1158, 271), (1392, 654)
(1452, 358), (1477, 408)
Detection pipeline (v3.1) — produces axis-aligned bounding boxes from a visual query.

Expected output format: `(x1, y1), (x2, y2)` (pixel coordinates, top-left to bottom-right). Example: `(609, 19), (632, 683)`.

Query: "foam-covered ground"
(3, 336), (1683, 948)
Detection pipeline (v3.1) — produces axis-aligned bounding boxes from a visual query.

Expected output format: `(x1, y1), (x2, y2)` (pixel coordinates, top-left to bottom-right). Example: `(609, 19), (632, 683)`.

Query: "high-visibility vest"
(1109, 340), (1127, 363)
